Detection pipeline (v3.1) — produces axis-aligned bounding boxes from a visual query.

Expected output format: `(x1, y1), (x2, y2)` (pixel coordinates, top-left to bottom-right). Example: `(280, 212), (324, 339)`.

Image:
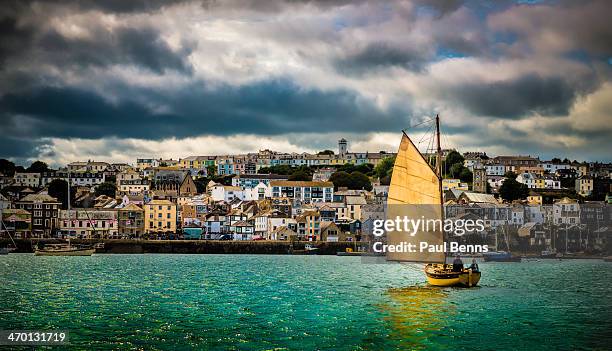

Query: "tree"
(26, 160), (50, 173)
(449, 163), (464, 178)
(444, 150), (464, 176)
(348, 171), (372, 191)
(48, 179), (73, 209)
(499, 177), (528, 202)
(504, 171), (517, 180)
(288, 170), (312, 181)
(329, 171), (372, 190)
(317, 150), (334, 156)
(0, 159), (17, 176)
(95, 182), (117, 197)
(206, 165), (216, 177)
(459, 168), (473, 183)
(329, 171), (351, 189)
(374, 156), (395, 179)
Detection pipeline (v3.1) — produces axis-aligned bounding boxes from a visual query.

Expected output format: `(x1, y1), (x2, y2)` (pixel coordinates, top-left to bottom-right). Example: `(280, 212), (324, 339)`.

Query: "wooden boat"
(35, 242), (94, 256)
(386, 115), (481, 287)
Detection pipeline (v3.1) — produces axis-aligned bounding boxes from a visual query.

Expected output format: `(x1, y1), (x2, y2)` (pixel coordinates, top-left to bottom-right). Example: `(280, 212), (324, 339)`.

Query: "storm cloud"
(0, 0), (611, 164)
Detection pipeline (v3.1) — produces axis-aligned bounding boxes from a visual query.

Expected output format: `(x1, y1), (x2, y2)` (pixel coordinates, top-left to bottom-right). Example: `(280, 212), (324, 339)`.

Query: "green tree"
(0, 159), (17, 176)
(206, 165), (216, 177)
(329, 171), (351, 190)
(374, 156), (395, 179)
(95, 182), (117, 197)
(444, 150), (464, 176)
(449, 163), (464, 178)
(499, 177), (528, 202)
(317, 150), (335, 156)
(348, 171), (372, 191)
(26, 160), (50, 173)
(48, 179), (74, 209)
(288, 170), (312, 181)
(459, 168), (473, 183)
(504, 171), (517, 180)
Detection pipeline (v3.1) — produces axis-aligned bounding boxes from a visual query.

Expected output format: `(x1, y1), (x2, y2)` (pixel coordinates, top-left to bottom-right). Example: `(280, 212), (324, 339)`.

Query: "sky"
(0, 0), (611, 167)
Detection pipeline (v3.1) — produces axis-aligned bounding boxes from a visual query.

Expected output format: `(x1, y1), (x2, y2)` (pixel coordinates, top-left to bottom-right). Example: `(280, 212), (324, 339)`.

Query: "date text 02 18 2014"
(0, 330), (69, 345)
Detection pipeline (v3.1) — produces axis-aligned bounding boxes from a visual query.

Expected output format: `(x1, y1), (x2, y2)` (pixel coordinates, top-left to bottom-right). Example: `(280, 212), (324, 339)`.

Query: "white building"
(485, 164), (506, 176)
(13, 172), (41, 188)
(210, 185), (245, 202)
(553, 198), (580, 225)
(516, 172), (537, 189)
(270, 181), (334, 203)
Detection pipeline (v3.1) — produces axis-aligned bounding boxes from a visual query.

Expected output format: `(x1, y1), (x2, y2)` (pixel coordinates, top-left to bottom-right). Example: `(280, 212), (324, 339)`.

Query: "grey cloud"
(0, 79), (411, 141)
(335, 42), (431, 75)
(446, 74), (589, 118)
(36, 26), (192, 74)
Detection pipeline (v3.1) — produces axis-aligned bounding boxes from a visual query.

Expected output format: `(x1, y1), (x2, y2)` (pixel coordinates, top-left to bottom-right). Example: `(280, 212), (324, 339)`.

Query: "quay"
(1, 239), (365, 255)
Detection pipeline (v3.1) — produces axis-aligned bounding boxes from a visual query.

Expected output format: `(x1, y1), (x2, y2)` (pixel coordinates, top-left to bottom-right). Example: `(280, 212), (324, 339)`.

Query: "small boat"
(483, 251), (521, 262)
(93, 242), (105, 253)
(386, 115), (482, 287)
(291, 243), (319, 255)
(540, 250), (557, 259)
(0, 247), (9, 255)
(603, 256), (612, 262)
(424, 264), (481, 288)
(35, 242), (95, 256)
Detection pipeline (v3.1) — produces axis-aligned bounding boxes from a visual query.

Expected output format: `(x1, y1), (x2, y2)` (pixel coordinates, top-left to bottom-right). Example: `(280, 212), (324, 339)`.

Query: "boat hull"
(35, 248), (95, 256)
(425, 265), (481, 287)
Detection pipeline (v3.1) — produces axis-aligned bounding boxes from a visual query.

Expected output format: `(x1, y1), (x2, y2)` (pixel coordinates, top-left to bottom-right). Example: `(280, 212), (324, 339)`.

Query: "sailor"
(452, 255), (464, 272)
(469, 258), (479, 272)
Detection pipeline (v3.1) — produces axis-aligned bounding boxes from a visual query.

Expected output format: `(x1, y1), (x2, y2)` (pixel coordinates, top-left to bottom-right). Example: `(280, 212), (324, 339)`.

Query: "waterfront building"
(293, 211), (321, 241)
(13, 172), (41, 188)
(118, 204), (145, 238)
(320, 221), (343, 242)
(270, 181), (334, 203)
(118, 179), (150, 195)
(1, 208), (32, 238)
(58, 209), (118, 238)
(13, 193), (61, 237)
(553, 197), (580, 225)
(144, 199), (177, 234)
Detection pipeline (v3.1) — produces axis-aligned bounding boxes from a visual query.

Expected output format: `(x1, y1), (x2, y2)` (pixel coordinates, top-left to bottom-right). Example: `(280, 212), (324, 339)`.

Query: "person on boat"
(452, 255), (464, 272)
(469, 258), (479, 272)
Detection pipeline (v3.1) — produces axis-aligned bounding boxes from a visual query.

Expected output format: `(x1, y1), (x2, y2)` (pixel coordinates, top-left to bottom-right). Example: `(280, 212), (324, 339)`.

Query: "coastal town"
(1, 139), (611, 256)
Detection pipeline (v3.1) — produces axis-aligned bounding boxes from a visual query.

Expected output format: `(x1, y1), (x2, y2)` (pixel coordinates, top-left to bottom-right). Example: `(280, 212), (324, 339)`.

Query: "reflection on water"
(381, 286), (454, 350)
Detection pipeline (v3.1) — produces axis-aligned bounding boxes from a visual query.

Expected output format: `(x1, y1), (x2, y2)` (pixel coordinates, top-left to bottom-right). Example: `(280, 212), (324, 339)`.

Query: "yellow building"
(144, 199), (177, 234)
(527, 194), (543, 205)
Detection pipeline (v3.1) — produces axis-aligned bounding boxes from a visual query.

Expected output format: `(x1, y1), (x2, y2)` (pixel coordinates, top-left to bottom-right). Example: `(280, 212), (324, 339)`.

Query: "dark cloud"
(0, 79), (410, 141)
(447, 74), (586, 118)
(335, 42), (430, 75)
(0, 17), (35, 68)
(37, 26), (192, 74)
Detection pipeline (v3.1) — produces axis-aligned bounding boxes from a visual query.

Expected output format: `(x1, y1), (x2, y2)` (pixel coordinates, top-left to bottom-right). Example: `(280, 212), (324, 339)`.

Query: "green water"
(1, 254), (610, 350)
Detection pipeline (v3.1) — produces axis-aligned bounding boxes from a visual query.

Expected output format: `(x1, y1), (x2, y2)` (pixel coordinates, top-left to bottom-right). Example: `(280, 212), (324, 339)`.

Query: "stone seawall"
(1, 239), (366, 255)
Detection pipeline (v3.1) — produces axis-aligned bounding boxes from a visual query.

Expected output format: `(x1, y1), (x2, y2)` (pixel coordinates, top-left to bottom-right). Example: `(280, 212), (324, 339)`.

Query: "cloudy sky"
(1, 0), (611, 166)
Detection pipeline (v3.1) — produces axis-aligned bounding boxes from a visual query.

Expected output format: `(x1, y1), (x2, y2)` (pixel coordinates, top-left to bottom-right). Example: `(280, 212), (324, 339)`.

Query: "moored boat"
(35, 243), (95, 256)
(483, 251), (521, 262)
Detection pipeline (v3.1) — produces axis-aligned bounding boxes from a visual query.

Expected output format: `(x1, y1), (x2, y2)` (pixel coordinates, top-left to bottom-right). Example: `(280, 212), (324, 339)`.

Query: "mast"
(435, 114), (446, 262)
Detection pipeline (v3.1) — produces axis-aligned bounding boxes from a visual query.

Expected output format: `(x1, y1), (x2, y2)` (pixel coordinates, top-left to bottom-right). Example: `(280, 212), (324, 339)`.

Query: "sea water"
(1, 254), (610, 350)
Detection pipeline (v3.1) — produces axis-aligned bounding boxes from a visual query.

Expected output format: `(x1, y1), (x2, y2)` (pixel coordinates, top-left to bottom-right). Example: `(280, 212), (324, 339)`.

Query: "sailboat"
(386, 115), (481, 287)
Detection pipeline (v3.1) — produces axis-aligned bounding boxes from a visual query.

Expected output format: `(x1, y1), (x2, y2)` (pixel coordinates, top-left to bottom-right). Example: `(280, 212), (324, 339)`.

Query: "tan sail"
(386, 132), (445, 263)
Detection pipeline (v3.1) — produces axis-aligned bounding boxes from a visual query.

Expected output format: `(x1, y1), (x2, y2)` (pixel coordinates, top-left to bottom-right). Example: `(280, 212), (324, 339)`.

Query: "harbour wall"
(1, 239), (366, 255)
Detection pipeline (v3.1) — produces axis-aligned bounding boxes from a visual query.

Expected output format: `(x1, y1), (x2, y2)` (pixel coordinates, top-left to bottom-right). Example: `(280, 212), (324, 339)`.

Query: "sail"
(386, 132), (445, 263)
